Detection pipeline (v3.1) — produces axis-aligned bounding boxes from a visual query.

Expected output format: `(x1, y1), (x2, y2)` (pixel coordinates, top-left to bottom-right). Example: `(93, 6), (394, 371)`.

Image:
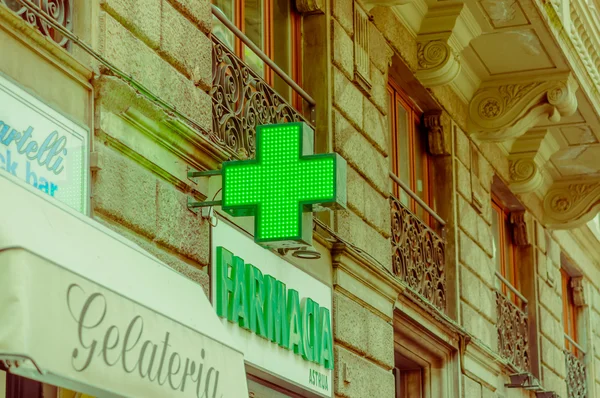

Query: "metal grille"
(353, 4), (370, 86)
(565, 350), (587, 398)
(391, 196), (446, 310)
(496, 290), (530, 371)
(1, 0), (72, 49)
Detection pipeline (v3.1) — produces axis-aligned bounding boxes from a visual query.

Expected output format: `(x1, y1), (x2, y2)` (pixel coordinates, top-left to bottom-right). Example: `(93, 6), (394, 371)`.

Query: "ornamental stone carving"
(423, 110), (452, 156)
(543, 180), (600, 228)
(294, 0), (324, 14)
(415, 2), (481, 88)
(508, 130), (559, 194)
(571, 276), (587, 307)
(510, 211), (530, 246)
(469, 75), (578, 142)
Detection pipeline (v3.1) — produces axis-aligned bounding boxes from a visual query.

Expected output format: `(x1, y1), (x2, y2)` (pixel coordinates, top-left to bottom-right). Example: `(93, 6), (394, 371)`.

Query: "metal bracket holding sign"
(188, 122), (347, 249)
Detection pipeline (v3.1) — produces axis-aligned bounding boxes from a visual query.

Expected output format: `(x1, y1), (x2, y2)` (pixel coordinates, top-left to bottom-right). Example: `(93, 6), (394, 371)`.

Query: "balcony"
(210, 6), (314, 159)
(390, 173), (446, 311)
(495, 276), (530, 372)
(1, 0), (72, 48)
(564, 337), (587, 398)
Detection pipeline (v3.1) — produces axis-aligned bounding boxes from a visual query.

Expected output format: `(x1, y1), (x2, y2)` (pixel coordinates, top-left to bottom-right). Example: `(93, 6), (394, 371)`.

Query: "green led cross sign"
(222, 122), (346, 248)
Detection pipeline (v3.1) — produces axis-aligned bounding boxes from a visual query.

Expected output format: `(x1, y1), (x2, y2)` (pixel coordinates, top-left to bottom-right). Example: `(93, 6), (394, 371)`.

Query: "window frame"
(491, 196), (520, 302)
(560, 268), (579, 354)
(387, 80), (432, 223)
(214, 0), (303, 105)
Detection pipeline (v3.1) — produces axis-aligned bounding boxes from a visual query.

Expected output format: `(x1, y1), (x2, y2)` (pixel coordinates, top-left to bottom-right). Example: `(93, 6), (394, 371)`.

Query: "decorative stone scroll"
(423, 110), (452, 156)
(543, 180), (600, 229)
(469, 75), (578, 142)
(415, 2), (481, 87)
(508, 129), (559, 194)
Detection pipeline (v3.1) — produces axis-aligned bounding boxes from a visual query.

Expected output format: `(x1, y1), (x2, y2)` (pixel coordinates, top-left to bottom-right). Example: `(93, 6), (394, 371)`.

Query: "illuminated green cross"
(222, 122), (346, 248)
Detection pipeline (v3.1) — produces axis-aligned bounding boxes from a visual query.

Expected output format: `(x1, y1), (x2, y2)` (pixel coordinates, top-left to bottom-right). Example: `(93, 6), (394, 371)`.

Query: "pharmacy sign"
(190, 122), (346, 249)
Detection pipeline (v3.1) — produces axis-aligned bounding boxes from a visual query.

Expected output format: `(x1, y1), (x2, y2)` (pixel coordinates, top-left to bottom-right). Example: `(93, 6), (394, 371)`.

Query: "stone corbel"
(294, 0), (325, 14)
(510, 211), (530, 246)
(415, 2), (482, 87)
(543, 178), (600, 229)
(571, 276), (587, 306)
(469, 74), (578, 142)
(423, 110), (452, 155)
(508, 130), (559, 194)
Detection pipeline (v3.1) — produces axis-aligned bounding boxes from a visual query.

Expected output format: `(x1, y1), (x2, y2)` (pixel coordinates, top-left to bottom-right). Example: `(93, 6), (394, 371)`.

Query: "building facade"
(1, 0), (600, 397)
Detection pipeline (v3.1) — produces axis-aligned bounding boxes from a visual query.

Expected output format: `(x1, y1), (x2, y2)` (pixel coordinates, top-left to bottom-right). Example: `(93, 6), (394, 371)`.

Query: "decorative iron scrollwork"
(496, 291), (530, 371)
(212, 36), (310, 159)
(1, 0), (72, 48)
(565, 350), (587, 398)
(390, 197), (446, 310)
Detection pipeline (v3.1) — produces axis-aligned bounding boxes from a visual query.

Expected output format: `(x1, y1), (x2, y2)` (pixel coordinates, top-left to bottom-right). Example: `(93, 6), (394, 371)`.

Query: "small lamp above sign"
(188, 122), (347, 250)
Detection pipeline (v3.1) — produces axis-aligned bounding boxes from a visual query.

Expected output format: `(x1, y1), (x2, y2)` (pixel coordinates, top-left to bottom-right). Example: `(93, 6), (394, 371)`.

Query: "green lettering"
(319, 307), (333, 369)
(301, 298), (319, 363)
(246, 264), (267, 338)
(287, 289), (304, 356)
(264, 276), (288, 347)
(216, 247), (234, 319)
(229, 256), (249, 329)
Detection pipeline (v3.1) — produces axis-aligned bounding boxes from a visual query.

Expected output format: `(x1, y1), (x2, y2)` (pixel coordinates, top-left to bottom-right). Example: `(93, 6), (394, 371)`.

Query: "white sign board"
(0, 74), (89, 213)
(212, 221), (333, 397)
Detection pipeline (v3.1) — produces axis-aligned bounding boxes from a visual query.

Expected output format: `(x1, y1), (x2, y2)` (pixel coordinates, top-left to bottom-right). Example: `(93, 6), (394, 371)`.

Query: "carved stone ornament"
(415, 40), (461, 87)
(294, 0), (325, 14)
(510, 211), (530, 246)
(509, 158), (539, 191)
(423, 110), (452, 155)
(508, 130), (559, 194)
(469, 75), (578, 142)
(571, 276), (586, 307)
(543, 180), (600, 229)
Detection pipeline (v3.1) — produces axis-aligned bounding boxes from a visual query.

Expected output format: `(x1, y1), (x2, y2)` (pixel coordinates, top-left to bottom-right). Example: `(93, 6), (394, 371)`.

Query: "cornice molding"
(468, 74), (578, 142)
(543, 178), (600, 229)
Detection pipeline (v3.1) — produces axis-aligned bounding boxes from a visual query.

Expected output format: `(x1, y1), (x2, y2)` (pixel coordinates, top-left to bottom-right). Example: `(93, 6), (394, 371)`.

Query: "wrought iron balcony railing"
(1, 0), (72, 49)
(390, 194), (446, 311)
(564, 338), (587, 398)
(211, 5), (315, 159)
(495, 285), (530, 371)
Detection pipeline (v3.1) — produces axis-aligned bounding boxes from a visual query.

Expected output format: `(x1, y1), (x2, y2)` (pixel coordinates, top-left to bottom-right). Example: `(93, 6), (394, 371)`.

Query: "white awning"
(0, 173), (248, 398)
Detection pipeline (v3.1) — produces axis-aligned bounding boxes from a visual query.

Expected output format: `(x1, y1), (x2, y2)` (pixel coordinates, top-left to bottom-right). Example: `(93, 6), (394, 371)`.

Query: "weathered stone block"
(458, 195), (478, 240)
(369, 64), (388, 114)
(456, 159), (471, 199)
(363, 97), (389, 156)
(548, 237), (561, 266)
(335, 209), (391, 270)
(169, 0), (211, 34)
(540, 335), (566, 378)
(100, 13), (212, 132)
(461, 301), (497, 351)
(539, 306), (564, 347)
(369, 22), (392, 73)
(334, 110), (389, 195)
(541, 364), (568, 397)
(479, 156), (494, 193)
(101, 0), (161, 49)
(93, 143), (158, 238)
(455, 126), (470, 168)
(370, 7), (417, 71)
(536, 222), (547, 253)
(155, 179), (210, 265)
(161, 1), (212, 90)
(334, 68), (364, 128)
(334, 292), (394, 369)
(333, 19), (354, 80)
(539, 280), (563, 320)
(332, 0), (353, 35)
(477, 215), (494, 257)
(334, 346), (395, 398)
(464, 376), (482, 398)
(460, 266), (496, 323)
(364, 188), (391, 238)
(537, 250), (548, 279)
(459, 231), (495, 287)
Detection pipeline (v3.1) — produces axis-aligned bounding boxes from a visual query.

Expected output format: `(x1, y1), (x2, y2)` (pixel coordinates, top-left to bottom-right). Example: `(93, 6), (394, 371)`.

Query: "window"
(247, 375), (304, 397)
(491, 196), (520, 304)
(388, 81), (432, 223)
(212, 0), (302, 105)
(561, 269), (579, 354)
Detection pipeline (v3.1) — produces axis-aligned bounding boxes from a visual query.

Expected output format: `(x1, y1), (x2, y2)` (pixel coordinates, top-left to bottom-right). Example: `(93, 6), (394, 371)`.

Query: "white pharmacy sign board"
(212, 220), (334, 397)
(0, 74), (89, 213)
